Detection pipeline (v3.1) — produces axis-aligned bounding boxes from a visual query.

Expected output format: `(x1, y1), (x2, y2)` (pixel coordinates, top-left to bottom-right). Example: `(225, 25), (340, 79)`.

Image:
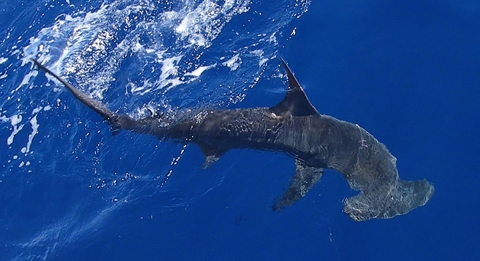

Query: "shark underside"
(31, 58), (434, 221)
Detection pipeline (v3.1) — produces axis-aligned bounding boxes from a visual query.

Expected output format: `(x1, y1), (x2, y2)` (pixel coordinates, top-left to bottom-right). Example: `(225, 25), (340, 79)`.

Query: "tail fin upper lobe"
(31, 59), (139, 132)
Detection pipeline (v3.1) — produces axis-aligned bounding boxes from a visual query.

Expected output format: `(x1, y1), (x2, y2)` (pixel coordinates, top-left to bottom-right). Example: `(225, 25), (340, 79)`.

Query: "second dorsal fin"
(269, 58), (319, 117)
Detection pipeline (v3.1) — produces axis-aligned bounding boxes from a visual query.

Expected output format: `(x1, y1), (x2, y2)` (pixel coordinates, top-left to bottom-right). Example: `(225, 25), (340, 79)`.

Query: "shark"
(31, 58), (434, 221)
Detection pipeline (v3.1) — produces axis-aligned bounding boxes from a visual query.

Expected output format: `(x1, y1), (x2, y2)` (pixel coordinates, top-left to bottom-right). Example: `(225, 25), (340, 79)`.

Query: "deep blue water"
(1, 0), (479, 260)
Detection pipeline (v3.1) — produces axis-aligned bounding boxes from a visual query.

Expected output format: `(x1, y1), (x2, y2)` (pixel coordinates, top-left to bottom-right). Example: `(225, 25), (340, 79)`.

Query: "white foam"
(7, 114), (24, 146)
(175, 0), (251, 48)
(0, 57), (7, 64)
(160, 56), (181, 81)
(185, 64), (216, 77)
(267, 32), (278, 44)
(291, 27), (297, 36)
(21, 0), (303, 104)
(12, 70), (38, 94)
(24, 113), (40, 154)
(222, 54), (241, 71)
(32, 107), (43, 114)
(250, 49), (268, 66)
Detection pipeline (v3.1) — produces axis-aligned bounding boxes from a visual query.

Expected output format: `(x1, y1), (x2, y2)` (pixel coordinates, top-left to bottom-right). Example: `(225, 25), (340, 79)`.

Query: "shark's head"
(343, 179), (434, 221)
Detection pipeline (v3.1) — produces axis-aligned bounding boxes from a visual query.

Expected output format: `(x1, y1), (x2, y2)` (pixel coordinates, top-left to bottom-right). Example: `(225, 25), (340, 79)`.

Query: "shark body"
(32, 58), (434, 221)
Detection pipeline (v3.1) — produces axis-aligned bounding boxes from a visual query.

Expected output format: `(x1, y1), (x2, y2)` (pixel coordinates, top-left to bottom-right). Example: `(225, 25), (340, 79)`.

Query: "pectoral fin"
(202, 155), (221, 169)
(198, 144), (225, 169)
(272, 159), (324, 211)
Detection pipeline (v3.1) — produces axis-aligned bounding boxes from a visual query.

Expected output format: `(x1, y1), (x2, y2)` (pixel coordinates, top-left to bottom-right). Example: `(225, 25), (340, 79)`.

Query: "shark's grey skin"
(31, 58), (434, 221)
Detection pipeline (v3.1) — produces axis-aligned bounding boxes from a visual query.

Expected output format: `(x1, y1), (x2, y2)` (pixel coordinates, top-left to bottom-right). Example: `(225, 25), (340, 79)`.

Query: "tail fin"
(31, 59), (139, 132)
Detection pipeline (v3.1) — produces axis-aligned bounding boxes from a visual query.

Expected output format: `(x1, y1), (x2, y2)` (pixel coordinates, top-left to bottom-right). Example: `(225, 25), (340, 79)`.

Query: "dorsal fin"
(269, 58), (319, 117)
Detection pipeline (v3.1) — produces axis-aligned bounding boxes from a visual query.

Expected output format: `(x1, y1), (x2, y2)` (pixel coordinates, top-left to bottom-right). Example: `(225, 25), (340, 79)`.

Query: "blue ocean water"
(1, 0), (479, 260)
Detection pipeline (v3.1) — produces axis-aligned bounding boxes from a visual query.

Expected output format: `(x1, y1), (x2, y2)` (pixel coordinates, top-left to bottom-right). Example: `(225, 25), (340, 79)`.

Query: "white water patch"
(185, 63), (216, 77)
(250, 49), (269, 66)
(222, 53), (241, 71)
(20, 0), (312, 99)
(159, 55), (182, 82)
(0, 113), (9, 123)
(6, 114), (24, 146)
(2, 106), (49, 164)
(21, 112), (40, 155)
(21, 0), (255, 101)
(174, 0), (251, 48)
(12, 70), (38, 95)
(0, 56), (7, 79)
(22, 3), (140, 99)
(126, 80), (153, 95)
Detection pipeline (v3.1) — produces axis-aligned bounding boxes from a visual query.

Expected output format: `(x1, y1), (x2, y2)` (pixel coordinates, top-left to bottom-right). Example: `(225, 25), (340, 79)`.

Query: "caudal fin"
(31, 59), (115, 121)
(31, 59), (139, 132)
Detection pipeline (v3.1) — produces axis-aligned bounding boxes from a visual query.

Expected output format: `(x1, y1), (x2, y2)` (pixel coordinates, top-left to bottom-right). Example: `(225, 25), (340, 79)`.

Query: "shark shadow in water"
(31, 58), (434, 221)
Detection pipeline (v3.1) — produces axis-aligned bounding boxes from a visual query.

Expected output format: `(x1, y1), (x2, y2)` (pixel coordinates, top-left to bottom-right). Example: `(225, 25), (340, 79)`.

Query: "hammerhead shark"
(32, 58), (434, 221)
